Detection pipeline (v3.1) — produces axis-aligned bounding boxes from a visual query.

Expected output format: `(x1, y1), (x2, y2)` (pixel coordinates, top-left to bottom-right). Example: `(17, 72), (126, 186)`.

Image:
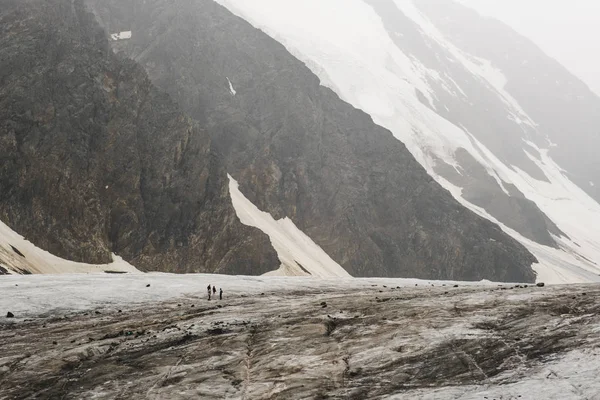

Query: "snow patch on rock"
(228, 175), (350, 278)
(226, 77), (237, 96)
(110, 31), (132, 41)
(0, 219), (138, 275)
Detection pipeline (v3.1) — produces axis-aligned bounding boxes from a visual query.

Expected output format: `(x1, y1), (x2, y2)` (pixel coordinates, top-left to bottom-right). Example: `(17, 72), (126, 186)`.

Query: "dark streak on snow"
(9, 245), (25, 258)
(295, 261), (312, 276)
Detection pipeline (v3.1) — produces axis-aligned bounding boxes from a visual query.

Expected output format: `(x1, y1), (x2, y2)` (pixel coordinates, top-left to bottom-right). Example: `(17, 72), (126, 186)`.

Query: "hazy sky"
(459, 0), (600, 95)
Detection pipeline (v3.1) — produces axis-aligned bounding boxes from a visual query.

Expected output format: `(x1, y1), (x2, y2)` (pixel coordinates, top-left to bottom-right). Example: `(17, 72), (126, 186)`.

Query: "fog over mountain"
(459, 0), (600, 96)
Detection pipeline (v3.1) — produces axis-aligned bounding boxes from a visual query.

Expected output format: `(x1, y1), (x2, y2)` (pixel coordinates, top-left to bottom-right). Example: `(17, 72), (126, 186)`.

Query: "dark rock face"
(89, 0), (537, 281)
(0, 0), (278, 274)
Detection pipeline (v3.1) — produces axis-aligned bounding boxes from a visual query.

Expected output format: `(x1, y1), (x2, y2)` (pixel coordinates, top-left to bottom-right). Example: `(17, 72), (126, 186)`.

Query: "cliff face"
(89, 0), (537, 282)
(0, 0), (278, 274)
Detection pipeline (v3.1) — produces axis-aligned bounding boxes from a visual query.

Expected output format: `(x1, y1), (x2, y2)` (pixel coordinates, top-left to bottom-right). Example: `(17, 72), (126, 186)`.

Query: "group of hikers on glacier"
(207, 284), (223, 301)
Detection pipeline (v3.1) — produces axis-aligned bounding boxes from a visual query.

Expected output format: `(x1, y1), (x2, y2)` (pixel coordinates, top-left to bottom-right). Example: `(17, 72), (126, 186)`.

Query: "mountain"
(0, 0), (538, 281)
(87, 0), (538, 282)
(3, 0), (597, 283)
(0, 0), (278, 275)
(198, 0), (600, 283)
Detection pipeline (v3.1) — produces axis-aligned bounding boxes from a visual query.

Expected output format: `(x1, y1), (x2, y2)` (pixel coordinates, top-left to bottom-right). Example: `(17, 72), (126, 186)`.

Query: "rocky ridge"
(0, 0), (277, 274)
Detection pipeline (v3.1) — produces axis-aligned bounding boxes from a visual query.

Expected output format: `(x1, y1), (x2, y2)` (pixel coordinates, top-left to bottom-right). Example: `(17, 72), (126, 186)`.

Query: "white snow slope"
(0, 219), (138, 275)
(229, 175), (350, 278)
(215, 0), (600, 284)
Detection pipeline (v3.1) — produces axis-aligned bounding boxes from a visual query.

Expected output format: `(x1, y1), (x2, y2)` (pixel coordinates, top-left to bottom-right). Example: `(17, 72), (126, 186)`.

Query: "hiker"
(213, 285), (217, 296)
(207, 284), (212, 300)
(219, 288), (223, 300)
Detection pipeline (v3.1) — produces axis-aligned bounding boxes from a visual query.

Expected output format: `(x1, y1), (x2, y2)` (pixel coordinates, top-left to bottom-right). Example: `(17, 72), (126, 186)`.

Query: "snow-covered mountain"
(211, 0), (600, 283)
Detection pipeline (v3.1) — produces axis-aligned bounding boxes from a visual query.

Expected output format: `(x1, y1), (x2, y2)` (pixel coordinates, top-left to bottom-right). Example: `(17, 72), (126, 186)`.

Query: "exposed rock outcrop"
(0, 0), (278, 274)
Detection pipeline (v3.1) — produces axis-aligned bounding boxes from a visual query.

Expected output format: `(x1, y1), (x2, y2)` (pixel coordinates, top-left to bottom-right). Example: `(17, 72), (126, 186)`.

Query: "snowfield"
(1, 273), (496, 317)
(1, 273), (599, 399)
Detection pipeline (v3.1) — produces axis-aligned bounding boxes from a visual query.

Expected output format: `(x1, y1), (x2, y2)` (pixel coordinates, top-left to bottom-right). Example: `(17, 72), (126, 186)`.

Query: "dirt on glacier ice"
(1, 283), (600, 399)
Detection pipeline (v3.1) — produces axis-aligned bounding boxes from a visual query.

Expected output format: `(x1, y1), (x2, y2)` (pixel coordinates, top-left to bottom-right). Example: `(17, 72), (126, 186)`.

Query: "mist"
(459, 0), (600, 95)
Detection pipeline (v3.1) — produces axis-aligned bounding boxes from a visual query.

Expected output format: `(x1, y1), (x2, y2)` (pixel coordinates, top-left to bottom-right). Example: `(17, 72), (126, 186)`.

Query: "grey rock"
(0, 0), (278, 274)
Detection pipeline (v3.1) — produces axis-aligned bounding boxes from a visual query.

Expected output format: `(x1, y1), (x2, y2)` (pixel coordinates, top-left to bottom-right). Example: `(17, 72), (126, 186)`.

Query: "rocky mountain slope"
(208, 0), (600, 283)
(87, 0), (537, 282)
(0, 0), (277, 274)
